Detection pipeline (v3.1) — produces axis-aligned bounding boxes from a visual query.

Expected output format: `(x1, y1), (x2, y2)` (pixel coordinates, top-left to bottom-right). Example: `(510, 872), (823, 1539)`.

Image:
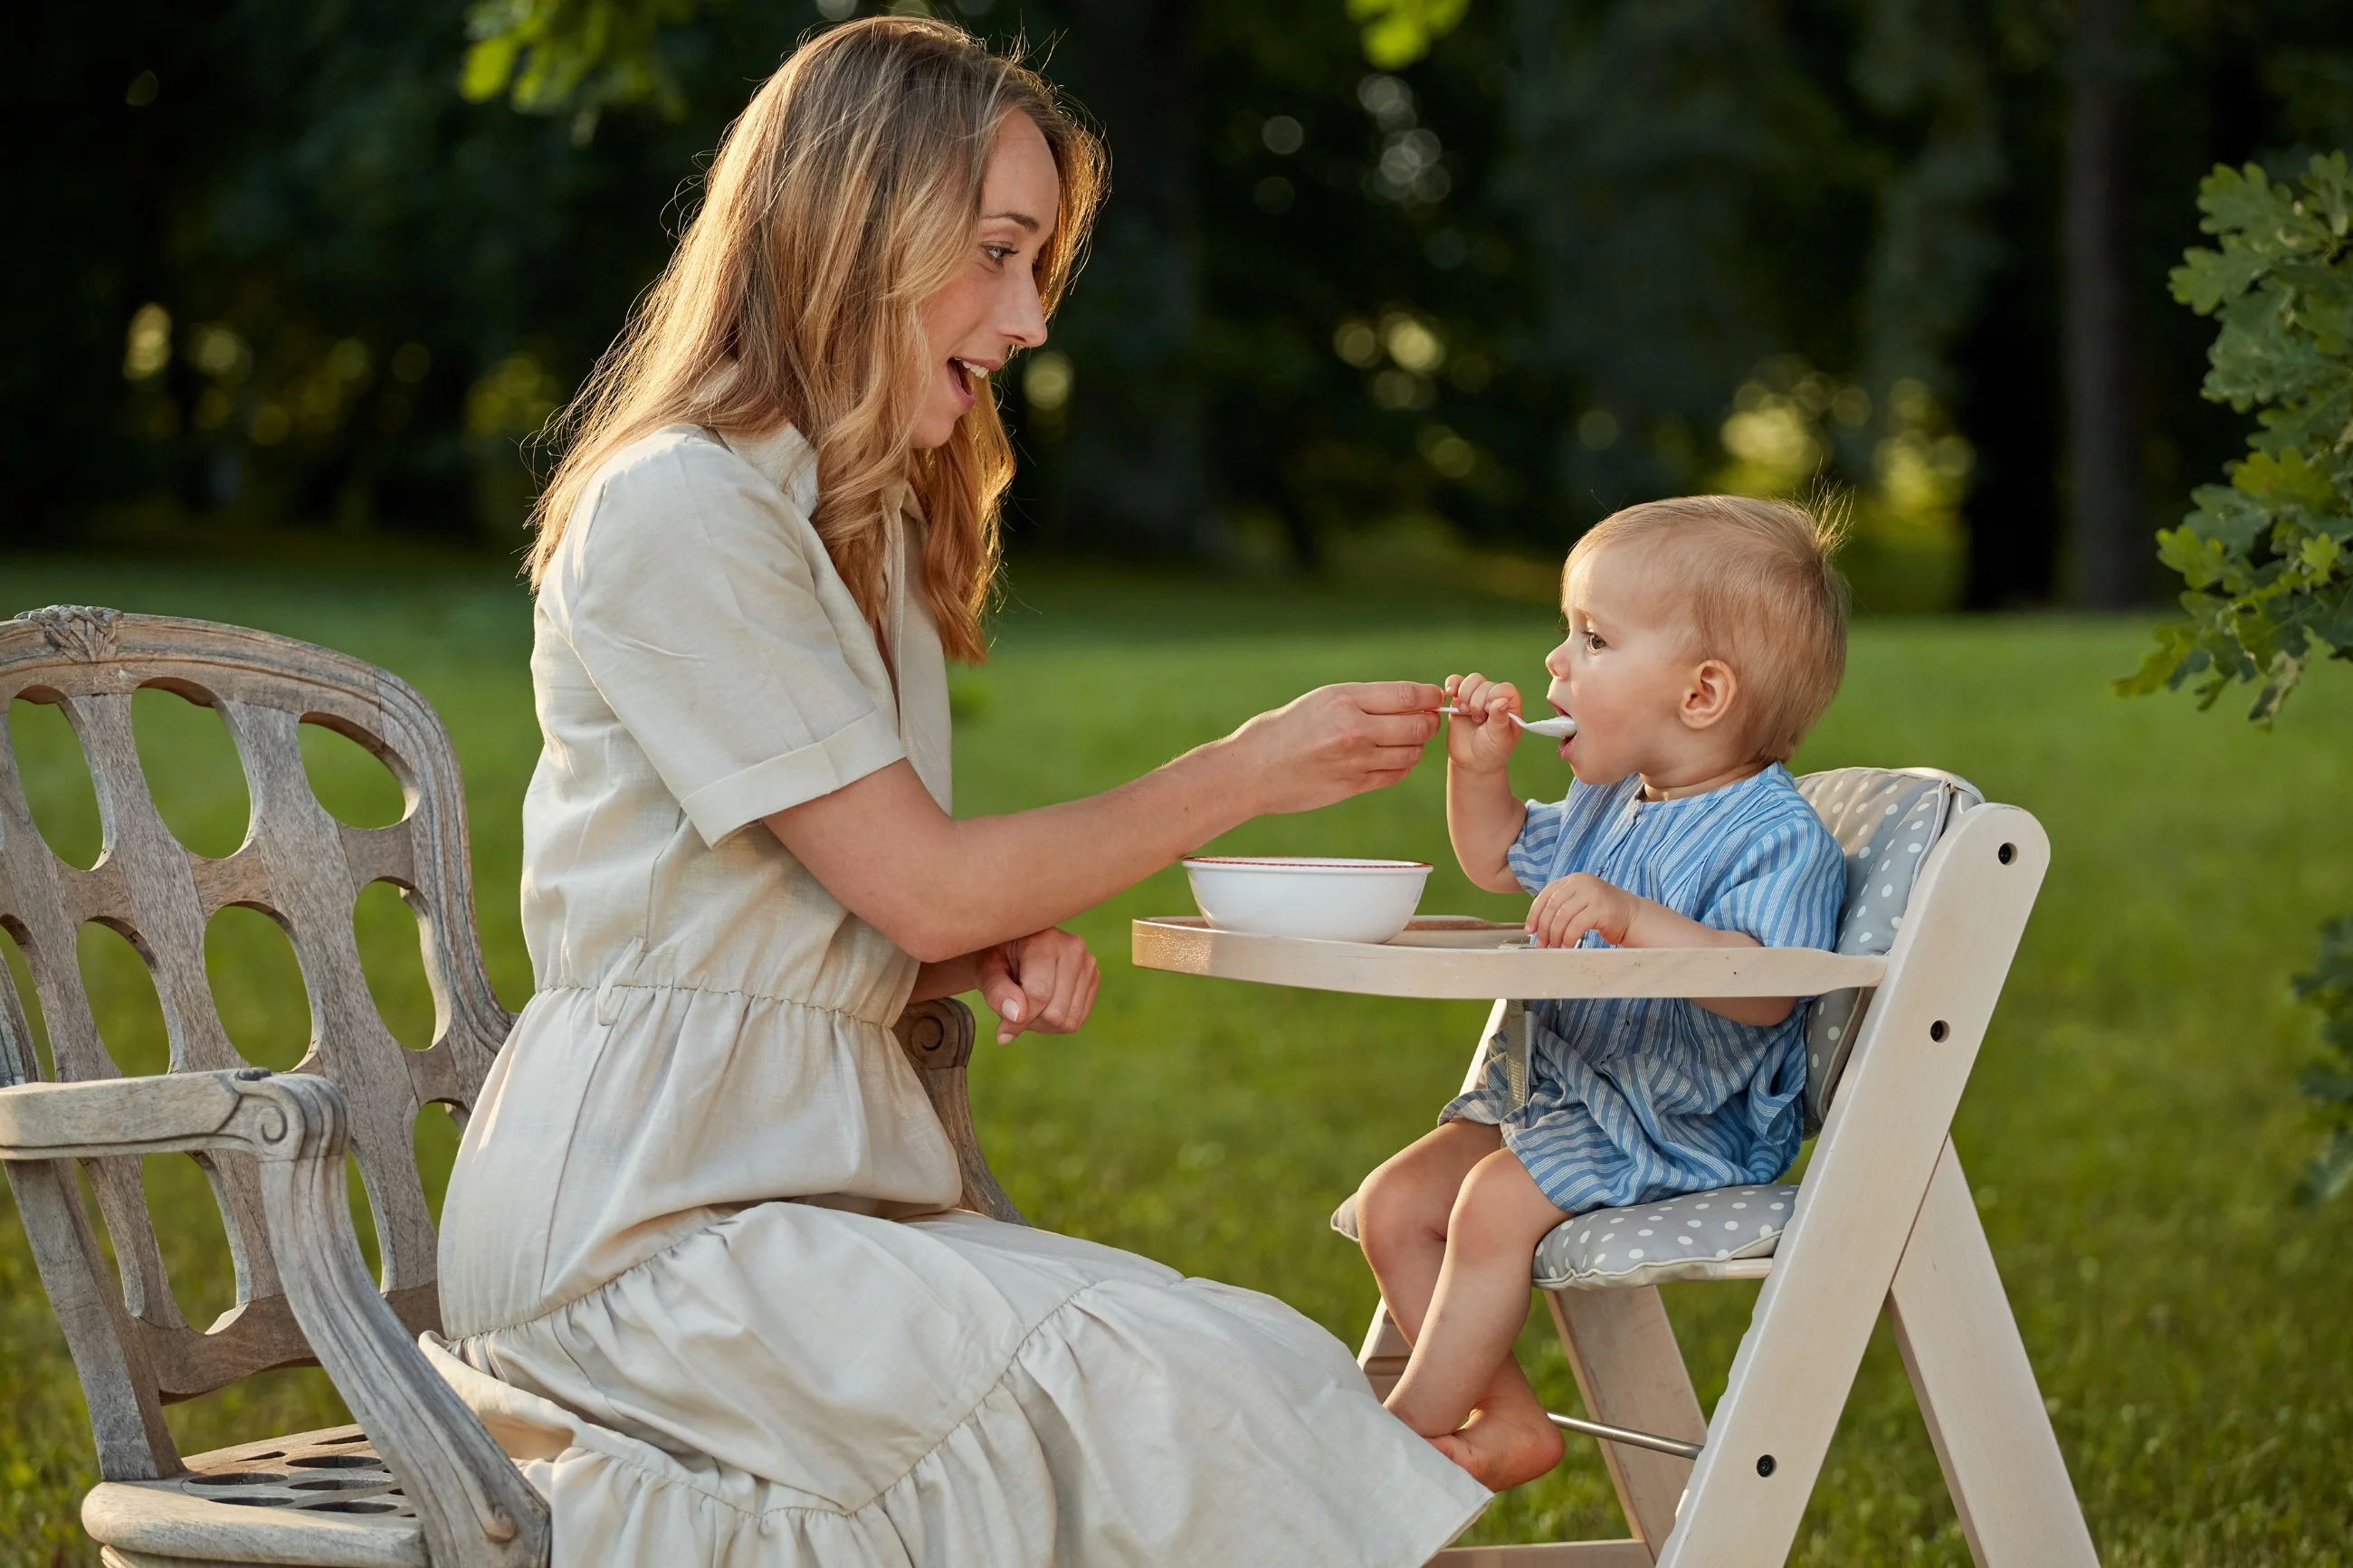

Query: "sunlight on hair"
(522, 17), (1104, 667)
(1569, 496), (1850, 763)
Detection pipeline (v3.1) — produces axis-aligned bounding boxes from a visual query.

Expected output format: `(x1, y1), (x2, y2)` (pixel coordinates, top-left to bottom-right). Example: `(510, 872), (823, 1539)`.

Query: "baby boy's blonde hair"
(1566, 494), (1849, 762)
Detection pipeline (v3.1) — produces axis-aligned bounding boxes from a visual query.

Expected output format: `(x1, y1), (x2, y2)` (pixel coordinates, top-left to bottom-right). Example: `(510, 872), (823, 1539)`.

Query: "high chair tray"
(1130, 916), (1886, 1001)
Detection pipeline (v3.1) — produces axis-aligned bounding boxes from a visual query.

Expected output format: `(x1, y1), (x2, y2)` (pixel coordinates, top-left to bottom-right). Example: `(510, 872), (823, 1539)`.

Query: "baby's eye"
(1584, 631), (1606, 651)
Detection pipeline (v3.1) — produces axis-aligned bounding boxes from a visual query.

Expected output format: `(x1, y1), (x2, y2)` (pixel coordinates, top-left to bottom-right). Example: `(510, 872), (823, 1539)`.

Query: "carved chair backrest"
(0, 606), (511, 1477)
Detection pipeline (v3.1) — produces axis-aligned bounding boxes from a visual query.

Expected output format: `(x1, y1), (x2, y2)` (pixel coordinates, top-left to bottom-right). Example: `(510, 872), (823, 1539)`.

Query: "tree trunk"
(1048, 0), (1214, 559)
(1957, 271), (2064, 610)
(2063, 0), (2146, 608)
(1958, 80), (2064, 612)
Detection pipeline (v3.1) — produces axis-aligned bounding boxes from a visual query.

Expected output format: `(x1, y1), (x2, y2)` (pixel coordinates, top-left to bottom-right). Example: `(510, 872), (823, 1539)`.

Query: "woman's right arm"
(764, 680), (1444, 962)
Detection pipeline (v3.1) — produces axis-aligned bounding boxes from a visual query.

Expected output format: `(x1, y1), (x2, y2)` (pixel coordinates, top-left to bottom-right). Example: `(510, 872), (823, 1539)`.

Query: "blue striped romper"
(1443, 764), (1845, 1214)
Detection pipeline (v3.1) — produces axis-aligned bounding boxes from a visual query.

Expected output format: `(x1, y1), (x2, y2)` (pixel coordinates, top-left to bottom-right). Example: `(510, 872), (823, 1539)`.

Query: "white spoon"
(1437, 707), (1577, 738)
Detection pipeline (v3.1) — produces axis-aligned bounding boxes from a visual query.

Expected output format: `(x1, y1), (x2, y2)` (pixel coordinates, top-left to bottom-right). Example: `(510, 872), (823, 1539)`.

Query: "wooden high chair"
(1140, 767), (2100, 1566)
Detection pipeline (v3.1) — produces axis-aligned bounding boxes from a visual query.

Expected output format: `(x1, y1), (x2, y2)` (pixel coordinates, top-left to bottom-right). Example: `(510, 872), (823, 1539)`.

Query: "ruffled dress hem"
(427, 1206), (1491, 1568)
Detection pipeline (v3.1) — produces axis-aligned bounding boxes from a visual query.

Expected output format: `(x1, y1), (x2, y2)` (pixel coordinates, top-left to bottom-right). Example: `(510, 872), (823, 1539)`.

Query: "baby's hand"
(1443, 672), (1521, 774)
(1528, 873), (1636, 948)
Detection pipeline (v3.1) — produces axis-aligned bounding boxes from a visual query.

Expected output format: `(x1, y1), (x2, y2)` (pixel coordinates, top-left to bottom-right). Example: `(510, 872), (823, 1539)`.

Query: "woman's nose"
(1004, 277), (1049, 350)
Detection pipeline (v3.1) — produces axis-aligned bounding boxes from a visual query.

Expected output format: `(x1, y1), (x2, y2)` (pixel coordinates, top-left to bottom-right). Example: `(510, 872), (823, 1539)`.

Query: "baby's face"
(1542, 545), (1723, 785)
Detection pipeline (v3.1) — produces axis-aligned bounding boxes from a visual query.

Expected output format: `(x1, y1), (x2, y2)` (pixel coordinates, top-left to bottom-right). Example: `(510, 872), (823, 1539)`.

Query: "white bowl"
(1182, 856), (1432, 944)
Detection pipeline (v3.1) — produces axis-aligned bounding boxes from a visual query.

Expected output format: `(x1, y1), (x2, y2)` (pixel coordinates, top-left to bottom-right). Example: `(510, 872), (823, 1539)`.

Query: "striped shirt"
(1443, 763), (1844, 1213)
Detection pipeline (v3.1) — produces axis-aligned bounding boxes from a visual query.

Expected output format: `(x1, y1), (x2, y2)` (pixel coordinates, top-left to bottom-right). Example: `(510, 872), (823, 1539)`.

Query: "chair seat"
(1332, 1181), (1797, 1291)
(84, 1425), (423, 1568)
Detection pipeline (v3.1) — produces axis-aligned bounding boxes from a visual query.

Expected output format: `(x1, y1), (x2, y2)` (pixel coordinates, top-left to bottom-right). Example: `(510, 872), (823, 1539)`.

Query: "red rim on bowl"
(1181, 857), (1431, 871)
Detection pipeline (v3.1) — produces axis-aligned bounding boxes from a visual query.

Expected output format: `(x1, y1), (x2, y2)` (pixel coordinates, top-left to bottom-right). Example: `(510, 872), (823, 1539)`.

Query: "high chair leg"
(1358, 1299), (1412, 1400)
(1543, 1285), (1705, 1554)
(1653, 805), (2054, 1567)
(1889, 1142), (2096, 1566)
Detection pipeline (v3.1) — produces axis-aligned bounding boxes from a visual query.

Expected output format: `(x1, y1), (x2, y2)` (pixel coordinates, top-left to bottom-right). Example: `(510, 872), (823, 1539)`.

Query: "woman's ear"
(1680, 658), (1738, 732)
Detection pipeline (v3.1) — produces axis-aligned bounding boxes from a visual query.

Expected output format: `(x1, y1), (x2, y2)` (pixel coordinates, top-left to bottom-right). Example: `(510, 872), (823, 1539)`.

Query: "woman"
(427, 17), (1491, 1564)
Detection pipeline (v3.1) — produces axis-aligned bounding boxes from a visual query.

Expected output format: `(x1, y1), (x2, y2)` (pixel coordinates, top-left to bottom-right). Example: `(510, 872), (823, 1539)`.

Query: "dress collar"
(720, 424), (821, 518)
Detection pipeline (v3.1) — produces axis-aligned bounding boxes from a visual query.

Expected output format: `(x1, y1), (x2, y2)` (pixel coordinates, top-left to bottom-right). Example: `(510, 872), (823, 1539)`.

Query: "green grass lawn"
(2, 556), (2349, 1564)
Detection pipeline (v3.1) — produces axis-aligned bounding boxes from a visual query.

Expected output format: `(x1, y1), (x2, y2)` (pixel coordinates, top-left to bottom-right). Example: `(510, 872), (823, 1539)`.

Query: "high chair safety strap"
(1500, 999), (1533, 1113)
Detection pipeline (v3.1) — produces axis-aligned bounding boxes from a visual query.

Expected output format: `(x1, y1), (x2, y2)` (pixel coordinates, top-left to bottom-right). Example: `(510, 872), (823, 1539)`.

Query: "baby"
(1355, 494), (1850, 1489)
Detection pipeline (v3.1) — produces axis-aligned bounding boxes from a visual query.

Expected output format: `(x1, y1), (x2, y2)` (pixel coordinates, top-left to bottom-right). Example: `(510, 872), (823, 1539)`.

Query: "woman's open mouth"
(948, 356), (991, 409)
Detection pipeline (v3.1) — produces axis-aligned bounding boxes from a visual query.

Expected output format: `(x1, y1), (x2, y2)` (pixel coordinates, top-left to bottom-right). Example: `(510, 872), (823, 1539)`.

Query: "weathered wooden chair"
(1329, 767), (2102, 1565)
(0, 604), (1011, 1568)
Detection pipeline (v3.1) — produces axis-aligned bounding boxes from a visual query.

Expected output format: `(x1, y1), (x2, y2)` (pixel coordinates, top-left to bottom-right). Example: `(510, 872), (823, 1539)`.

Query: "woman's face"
(911, 112), (1061, 451)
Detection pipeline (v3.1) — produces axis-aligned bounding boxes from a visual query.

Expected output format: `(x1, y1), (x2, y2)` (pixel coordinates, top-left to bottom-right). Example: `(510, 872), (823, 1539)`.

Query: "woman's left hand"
(979, 928), (1099, 1044)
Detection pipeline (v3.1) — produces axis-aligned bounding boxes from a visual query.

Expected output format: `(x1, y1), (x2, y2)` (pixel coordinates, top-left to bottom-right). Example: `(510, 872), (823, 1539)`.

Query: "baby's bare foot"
(1425, 1405), (1565, 1492)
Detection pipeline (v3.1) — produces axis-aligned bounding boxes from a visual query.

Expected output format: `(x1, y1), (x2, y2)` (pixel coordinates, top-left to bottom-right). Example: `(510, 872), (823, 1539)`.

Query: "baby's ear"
(1681, 658), (1739, 730)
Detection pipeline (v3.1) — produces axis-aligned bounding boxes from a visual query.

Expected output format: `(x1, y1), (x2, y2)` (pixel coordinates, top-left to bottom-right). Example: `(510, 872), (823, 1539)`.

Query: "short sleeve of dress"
(1698, 806), (1845, 950)
(1505, 798), (1571, 895)
(549, 431), (907, 846)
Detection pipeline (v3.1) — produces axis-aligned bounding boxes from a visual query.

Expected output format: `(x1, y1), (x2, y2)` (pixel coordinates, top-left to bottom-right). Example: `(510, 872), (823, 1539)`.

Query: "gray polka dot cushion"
(1792, 768), (1981, 1136)
(1330, 1184), (1799, 1291)
(1533, 1184), (1799, 1289)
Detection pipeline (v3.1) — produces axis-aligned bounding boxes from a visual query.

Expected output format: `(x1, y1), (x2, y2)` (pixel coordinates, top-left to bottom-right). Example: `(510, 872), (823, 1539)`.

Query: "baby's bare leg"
(1386, 1148), (1569, 1489)
(1355, 1119), (1502, 1342)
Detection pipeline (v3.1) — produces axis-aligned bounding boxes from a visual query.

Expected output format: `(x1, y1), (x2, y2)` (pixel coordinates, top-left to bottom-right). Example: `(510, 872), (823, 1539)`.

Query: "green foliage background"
(2121, 152), (2353, 1204)
(2124, 154), (2353, 722)
(4, 562), (2351, 1562)
(18, 0), (2353, 610)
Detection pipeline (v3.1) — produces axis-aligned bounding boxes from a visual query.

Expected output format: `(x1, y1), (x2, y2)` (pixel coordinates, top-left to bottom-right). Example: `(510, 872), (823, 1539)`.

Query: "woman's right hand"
(1443, 672), (1521, 775)
(1222, 681), (1445, 816)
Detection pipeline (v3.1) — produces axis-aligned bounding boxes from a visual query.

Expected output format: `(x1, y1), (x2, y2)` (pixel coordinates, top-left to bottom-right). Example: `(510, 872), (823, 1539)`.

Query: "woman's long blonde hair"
(524, 16), (1103, 663)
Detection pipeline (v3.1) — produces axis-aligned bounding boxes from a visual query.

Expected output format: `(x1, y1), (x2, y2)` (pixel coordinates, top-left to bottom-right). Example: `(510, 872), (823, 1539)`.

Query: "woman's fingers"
(1041, 946), (1095, 1031)
(1363, 710), (1443, 747)
(1000, 929), (1099, 1038)
(1357, 679), (1450, 715)
(1022, 962), (1060, 1035)
(1023, 936), (1069, 1027)
(978, 945), (1028, 1042)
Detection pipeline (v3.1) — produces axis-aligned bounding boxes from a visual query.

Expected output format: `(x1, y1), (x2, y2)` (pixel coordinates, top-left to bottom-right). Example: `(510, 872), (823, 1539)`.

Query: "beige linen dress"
(425, 423), (1489, 1565)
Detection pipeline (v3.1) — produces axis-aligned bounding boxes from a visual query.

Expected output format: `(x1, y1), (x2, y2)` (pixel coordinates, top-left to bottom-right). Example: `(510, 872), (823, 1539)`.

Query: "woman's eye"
(983, 244), (1015, 265)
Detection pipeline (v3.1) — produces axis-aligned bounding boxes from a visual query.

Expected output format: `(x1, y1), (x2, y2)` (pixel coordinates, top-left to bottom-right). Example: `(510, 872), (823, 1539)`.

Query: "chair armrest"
(0, 1070), (549, 1568)
(895, 1000), (1025, 1225)
(0, 1069), (283, 1160)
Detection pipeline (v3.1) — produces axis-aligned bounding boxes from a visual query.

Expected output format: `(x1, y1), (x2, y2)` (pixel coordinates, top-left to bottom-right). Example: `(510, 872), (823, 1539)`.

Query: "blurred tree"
(1501, 1), (1879, 522)
(11, 0), (2353, 601)
(2064, 0), (2147, 609)
(5, 0), (843, 549)
(1347, 0), (1471, 71)
(461, 0), (699, 139)
(5, 2), (222, 546)
(1045, 0), (1215, 559)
